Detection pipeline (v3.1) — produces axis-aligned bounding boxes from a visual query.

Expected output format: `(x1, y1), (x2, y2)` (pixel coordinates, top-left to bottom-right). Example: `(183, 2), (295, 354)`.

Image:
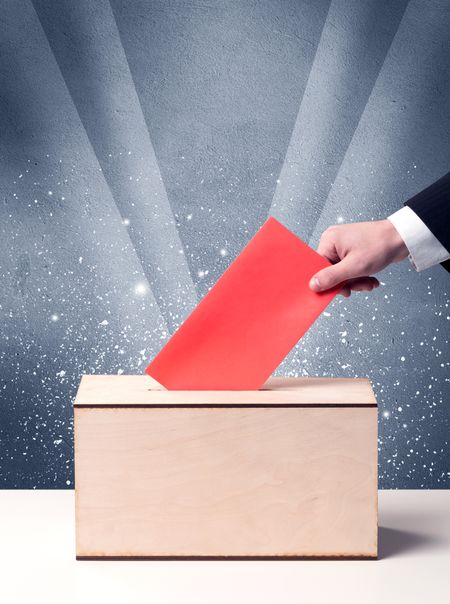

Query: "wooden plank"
(74, 375), (377, 407)
(75, 405), (377, 558)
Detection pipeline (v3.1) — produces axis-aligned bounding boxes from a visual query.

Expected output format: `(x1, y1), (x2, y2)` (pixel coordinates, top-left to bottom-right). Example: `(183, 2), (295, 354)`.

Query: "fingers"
(317, 230), (340, 264)
(337, 277), (380, 297)
(312, 225), (381, 296)
(309, 257), (356, 292)
(348, 276), (379, 291)
(309, 257), (380, 296)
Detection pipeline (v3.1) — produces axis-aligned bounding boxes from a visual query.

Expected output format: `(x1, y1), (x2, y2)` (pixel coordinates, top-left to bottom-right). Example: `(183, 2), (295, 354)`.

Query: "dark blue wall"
(1, 0), (449, 488)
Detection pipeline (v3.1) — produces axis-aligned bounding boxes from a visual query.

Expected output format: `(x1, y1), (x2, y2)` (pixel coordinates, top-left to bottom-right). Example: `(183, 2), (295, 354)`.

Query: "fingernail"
(309, 276), (320, 291)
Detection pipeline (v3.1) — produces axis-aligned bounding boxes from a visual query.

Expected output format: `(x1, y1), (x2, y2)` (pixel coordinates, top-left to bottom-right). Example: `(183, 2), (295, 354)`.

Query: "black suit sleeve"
(404, 171), (450, 272)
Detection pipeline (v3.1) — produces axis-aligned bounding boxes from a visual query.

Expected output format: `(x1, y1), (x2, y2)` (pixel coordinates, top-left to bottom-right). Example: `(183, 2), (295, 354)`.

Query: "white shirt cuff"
(388, 206), (450, 271)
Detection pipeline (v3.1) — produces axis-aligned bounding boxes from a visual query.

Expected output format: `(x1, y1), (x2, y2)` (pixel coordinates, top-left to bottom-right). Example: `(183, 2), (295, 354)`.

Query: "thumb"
(309, 257), (354, 292)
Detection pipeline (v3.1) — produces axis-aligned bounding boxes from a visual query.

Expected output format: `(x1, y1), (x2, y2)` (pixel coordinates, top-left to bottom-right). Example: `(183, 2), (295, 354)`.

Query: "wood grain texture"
(74, 380), (378, 558)
(74, 375), (377, 407)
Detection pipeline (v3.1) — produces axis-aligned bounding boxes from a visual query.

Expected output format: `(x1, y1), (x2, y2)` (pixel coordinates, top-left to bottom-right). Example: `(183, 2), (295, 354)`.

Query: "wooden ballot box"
(74, 375), (378, 559)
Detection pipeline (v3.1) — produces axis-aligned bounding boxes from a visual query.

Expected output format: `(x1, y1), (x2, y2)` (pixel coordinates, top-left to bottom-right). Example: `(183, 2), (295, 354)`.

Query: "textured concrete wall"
(0, 0), (449, 488)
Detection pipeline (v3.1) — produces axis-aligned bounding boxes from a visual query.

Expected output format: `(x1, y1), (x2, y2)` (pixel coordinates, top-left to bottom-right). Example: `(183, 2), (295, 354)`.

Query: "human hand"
(309, 220), (409, 297)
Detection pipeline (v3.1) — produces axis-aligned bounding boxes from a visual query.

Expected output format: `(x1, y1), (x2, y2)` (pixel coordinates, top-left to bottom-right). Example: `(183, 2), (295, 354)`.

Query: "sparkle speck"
(51, 314), (59, 322)
(337, 216), (344, 223)
(122, 218), (130, 226)
(383, 410), (390, 418)
(134, 282), (147, 296)
(219, 248), (227, 257)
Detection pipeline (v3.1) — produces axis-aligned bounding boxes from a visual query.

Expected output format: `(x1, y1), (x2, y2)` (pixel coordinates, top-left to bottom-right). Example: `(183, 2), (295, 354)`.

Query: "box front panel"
(75, 406), (377, 557)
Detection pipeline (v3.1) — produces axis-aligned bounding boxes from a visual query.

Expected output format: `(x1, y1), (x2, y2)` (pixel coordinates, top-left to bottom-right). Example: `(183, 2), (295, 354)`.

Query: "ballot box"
(74, 375), (378, 559)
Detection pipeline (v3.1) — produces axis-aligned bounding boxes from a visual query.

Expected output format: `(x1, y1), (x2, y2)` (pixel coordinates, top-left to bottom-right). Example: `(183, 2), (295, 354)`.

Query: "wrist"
(381, 219), (409, 262)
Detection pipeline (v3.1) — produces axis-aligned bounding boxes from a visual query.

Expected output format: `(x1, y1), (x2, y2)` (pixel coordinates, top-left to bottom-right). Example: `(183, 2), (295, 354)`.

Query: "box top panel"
(74, 375), (377, 407)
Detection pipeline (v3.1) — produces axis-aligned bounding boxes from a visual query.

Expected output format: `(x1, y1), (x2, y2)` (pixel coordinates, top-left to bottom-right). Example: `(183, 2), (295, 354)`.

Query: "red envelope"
(146, 217), (340, 390)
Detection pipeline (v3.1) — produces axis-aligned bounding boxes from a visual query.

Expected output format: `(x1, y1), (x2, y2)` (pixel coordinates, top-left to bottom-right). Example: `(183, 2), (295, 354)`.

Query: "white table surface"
(1, 489), (448, 604)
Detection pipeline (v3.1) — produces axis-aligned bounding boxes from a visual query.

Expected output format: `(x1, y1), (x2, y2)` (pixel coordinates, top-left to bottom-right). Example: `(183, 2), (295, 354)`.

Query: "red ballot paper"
(146, 217), (340, 390)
